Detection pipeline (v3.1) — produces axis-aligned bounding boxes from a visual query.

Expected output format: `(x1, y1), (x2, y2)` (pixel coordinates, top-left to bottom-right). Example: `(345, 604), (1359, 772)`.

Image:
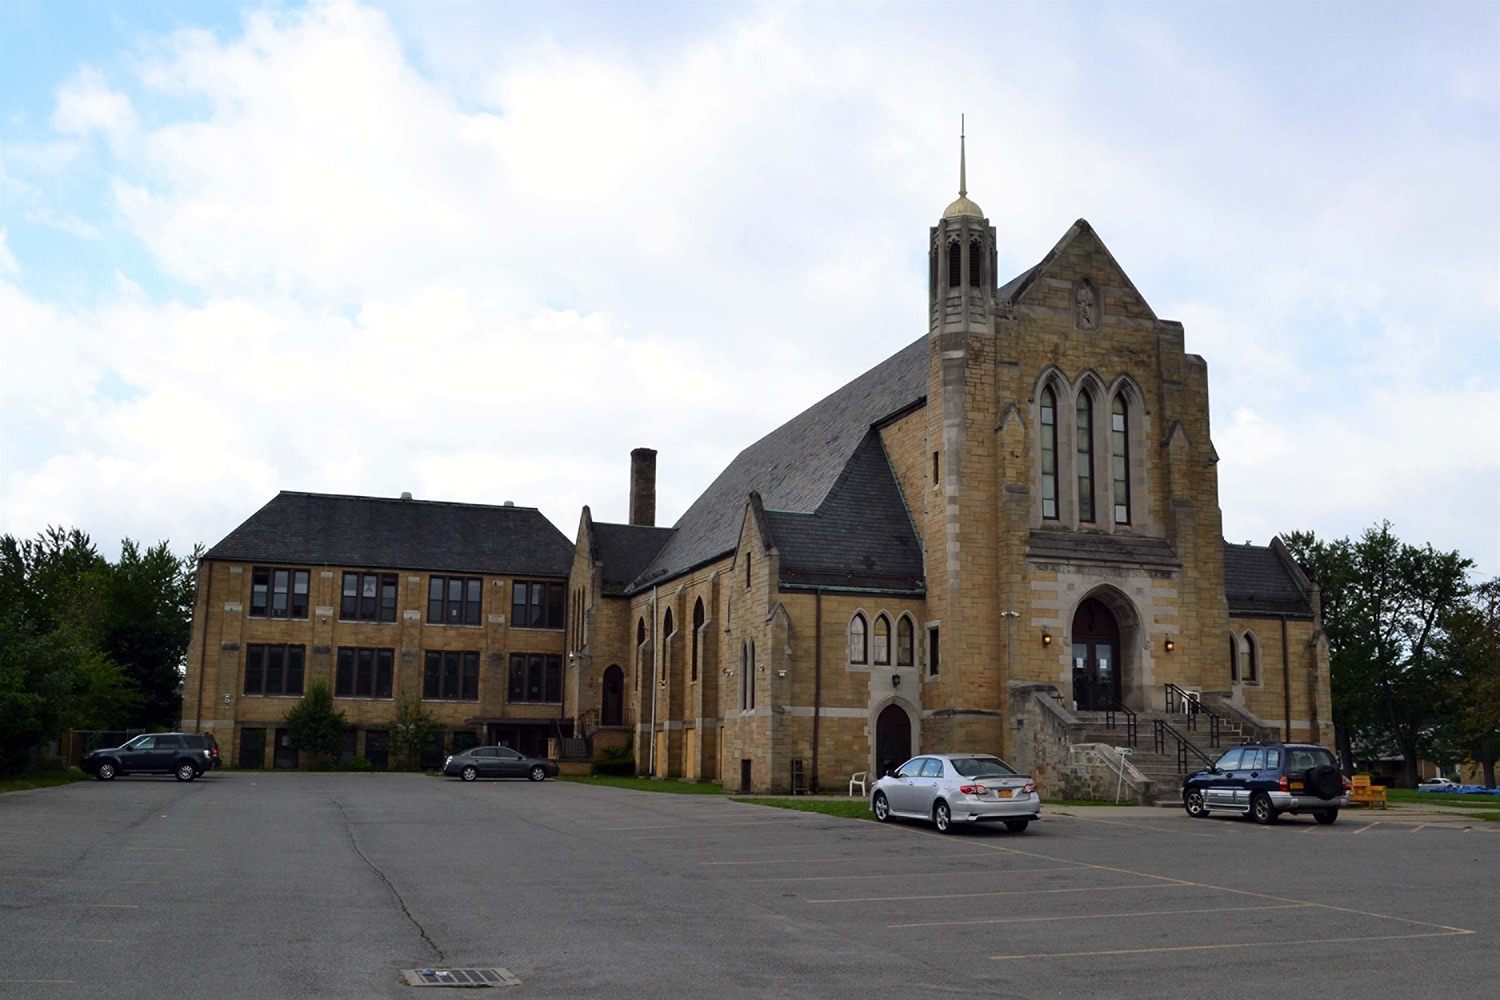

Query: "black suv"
(1182, 742), (1350, 825)
(81, 733), (213, 782)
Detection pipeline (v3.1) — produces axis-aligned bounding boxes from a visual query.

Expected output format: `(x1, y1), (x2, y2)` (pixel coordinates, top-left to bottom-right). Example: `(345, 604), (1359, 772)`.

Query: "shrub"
(592, 759), (636, 776)
(342, 756), (374, 772)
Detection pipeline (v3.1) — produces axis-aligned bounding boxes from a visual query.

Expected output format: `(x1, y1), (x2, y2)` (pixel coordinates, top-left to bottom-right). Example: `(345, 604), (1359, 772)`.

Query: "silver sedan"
(870, 753), (1040, 833)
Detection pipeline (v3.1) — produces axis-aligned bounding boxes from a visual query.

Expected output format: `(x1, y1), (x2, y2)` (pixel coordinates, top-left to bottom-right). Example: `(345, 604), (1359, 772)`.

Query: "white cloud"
(51, 67), (136, 145)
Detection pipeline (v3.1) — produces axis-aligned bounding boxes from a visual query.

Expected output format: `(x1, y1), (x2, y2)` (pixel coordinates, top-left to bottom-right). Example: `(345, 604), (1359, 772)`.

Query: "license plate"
(996, 789), (1013, 798)
(1290, 781), (1304, 791)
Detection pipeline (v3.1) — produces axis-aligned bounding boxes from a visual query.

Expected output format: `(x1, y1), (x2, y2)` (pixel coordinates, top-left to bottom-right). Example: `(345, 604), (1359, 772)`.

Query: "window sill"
(336, 619), (400, 626)
(508, 626), (564, 632)
(240, 693), (303, 699)
(420, 697), (480, 703)
(333, 695), (395, 701)
(423, 622), (485, 629)
(507, 700), (562, 706)
(247, 615), (311, 622)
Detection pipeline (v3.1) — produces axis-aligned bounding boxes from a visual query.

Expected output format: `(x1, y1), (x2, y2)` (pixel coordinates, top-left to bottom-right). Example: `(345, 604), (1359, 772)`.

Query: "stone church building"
(184, 153), (1331, 794)
(565, 161), (1332, 794)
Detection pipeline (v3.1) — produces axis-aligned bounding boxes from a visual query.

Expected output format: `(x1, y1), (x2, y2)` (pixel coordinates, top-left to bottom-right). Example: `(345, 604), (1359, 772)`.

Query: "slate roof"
(591, 522), (674, 595)
(626, 336), (929, 591)
(205, 492), (574, 578)
(1223, 542), (1314, 617)
(765, 431), (925, 593)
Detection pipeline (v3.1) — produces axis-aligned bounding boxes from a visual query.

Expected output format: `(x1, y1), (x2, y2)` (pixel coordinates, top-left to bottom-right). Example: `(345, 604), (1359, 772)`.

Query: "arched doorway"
(875, 704), (912, 778)
(1071, 598), (1121, 711)
(601, 665), (624, 726)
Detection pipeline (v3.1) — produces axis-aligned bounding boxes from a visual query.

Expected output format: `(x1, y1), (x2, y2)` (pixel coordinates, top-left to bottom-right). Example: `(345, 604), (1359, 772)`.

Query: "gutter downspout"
(649, 585), (659, 777)
(1280, 614), (1292, 740)
(812, 589), (822, 794)
(192, 561), (211, 732)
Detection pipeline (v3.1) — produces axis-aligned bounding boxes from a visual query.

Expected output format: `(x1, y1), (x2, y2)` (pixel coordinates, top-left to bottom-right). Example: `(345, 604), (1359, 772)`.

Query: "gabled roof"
(1223, 541), (1314, 618)
(764, 431), (924, 593)
(626, 336), (930, 591)
(592, 521), (674, 595)
(205, 492), (574, 578)
(998, 219), (1157, 321)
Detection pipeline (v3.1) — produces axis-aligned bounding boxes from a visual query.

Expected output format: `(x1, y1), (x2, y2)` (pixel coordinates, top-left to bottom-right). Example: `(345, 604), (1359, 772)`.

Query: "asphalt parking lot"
(1, 773), (1494, 999)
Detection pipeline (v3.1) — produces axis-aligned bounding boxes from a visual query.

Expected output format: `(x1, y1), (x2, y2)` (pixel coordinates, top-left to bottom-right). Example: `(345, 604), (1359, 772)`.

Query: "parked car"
(443, 746), (558, 782)
(1182, 741), (1349, 825)
(1417, 777), (1459, 791)
(81, 733), (212, 782)
(196, 732), (221, 769)
(870, 753), (1039, 833)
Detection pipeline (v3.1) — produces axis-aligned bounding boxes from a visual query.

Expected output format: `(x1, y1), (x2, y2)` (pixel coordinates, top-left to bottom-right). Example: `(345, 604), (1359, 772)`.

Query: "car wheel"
(1004, 820), (1029, 833)
(933, 800), (952, 834)
(1184, 789), (1209, 818)
(528, 765), (548, 782)
(872, 792), (891, 822)
(1251, 792), (1278, 824)
(460, 765), (478, 782)
(1314, 809), (1338, 825)
(96, 762), (116, 781)
(174, 762), (198, 782)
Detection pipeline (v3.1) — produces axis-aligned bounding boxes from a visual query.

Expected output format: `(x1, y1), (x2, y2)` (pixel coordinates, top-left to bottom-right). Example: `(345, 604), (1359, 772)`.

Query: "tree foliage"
(1437, 578), (1500, 786)
(0, 527), (198, 774)
(283, 681), (346, 764)
(391, 696), (441, 771)
(1285, 522), (1474, 785)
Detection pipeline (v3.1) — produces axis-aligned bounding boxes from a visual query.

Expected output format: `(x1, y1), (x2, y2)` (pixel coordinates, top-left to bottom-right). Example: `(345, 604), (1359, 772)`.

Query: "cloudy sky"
(2, 0), (1497, 577)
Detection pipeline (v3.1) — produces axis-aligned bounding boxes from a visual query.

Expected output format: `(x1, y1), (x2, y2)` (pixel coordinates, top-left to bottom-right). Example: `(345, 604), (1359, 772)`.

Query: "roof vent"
(504, 501), (515, 507)
(401, 492), (413, 501)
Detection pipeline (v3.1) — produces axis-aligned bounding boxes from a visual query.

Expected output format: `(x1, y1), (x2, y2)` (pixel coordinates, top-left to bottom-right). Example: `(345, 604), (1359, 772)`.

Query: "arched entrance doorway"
(875, 704), (912, 778)
(601, 665), (624, 726)
(1071, 598), (1121, 711)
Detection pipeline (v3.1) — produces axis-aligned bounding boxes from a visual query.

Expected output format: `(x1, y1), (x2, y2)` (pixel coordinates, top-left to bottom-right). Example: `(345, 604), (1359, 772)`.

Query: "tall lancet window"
(1077, 393), (1095, 523)
(1112, 395), (1131, 524)
(968, 239), (983, 288)
(948, 240), (962, 288)
(1041, 387), (1059, 520)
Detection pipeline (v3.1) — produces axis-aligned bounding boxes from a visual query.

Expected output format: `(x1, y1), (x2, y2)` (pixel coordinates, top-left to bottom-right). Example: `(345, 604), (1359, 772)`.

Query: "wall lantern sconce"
(222, 693), (232, 706)
(660, 679), (667, 687)
(776, 669), (788, 678)
(1041, 631), (1053, 647)
(891, 673), (902, 688)
(722, 668), (734, 677)
(1164, 638), (1176, 653)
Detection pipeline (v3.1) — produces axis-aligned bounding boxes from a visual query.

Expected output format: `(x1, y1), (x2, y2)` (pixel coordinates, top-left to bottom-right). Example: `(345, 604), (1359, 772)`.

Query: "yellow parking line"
(751, 864), (1080, 884)
(989, 930), (1472, 961)
(891, 902), (1312, 929)
(810, 883), (1185, 904)
(1352, 823), (1379, 835)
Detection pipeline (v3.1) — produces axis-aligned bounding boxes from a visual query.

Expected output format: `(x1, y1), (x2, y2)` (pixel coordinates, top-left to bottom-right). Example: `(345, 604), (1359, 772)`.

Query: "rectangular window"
(340, 572), (398, 622)
(428, 576), (482, 626)
(250, 567), (310, 618)
(244, 644), (306, 696)
(335, 647), (394, 698)
(507, 653), (563, 703)
(928, 626), (941, 677)
(423, 650), (479, 700)
(932, 451), (940, 487)
(511, 581), (565, 629)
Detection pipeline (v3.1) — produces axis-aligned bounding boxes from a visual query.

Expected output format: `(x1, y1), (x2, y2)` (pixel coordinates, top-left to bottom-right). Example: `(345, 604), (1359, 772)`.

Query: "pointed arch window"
(1111, 395), (1131, 524)
(636, 618), (647, 690)
(849, 613), (868, 664)
(1041, 387), (1059, 519)
(740, 642), (749, 710)
(691, 598), (704, 683)
(873, 615), (891, 666)
(1229, 633), (1239, 682)
(896, 616), (915, 667)
(1240, 633), (1259, 683)
(663, 607), (673, 639)
(968, 238), (983, 288)
(948, 239), (962, 288)
(1077, 393), (1095, 522)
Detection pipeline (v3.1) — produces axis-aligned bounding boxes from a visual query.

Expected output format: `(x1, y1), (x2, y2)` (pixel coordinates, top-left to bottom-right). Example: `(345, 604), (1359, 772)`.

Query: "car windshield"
(949, 757), (1017, 778)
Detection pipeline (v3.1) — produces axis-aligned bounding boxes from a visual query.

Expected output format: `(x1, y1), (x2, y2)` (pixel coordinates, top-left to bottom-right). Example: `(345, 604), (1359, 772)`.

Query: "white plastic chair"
(848, 771), (867, 797)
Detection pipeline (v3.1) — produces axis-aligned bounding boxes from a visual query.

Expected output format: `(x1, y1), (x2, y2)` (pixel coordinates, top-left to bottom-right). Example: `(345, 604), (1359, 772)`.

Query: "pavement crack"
(332, 796), (445, 962)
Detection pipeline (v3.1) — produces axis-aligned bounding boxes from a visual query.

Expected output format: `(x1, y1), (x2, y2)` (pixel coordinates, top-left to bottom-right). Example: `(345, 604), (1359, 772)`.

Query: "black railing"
(1102, 700), (1138, 747)
(1152, 718), (1214, 774)
(1164, 682), (1226, 748)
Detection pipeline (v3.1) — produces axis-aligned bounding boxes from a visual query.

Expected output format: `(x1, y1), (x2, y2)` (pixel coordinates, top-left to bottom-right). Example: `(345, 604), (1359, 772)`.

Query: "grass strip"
(0, 769), (91, 795)
(731, 797), (875, 820)
(1386, 789), (1500, 809)
(560, 774), (725, 794)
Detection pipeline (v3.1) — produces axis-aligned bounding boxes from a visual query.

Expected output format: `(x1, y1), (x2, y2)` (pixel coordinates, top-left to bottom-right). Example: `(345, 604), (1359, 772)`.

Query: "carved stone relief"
(1074, 278), (1099, 331)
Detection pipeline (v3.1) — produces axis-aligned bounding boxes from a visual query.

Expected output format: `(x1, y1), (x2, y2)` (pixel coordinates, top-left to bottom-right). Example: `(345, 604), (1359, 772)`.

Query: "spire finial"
(959, 113), (967, 198)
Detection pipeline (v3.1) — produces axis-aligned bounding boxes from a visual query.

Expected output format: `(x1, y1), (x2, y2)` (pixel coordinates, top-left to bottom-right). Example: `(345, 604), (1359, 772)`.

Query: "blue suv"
(1182, 742), (1350, 825)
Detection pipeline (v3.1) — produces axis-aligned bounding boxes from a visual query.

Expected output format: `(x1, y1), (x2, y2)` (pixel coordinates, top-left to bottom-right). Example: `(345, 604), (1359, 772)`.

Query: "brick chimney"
(629, 448), (657, 527)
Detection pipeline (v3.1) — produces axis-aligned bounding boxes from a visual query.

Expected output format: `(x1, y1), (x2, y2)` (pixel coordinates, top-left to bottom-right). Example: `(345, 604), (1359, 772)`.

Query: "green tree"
(98, 539), (200, 730)
(1286, 522), (1473, 784)
(1437, 578), (1500, 787)
(391, 696), (441, 771)
(283, 681), (346, 766)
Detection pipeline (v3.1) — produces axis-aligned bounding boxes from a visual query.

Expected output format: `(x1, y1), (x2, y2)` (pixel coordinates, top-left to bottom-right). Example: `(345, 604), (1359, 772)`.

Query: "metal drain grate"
(401, 967), (520, 988)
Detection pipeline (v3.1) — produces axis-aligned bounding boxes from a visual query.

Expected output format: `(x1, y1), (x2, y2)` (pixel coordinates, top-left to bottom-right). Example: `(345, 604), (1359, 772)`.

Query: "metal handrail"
(1101, 699), (1138, 747)
(1164, 683), (1226, 748)
(1152, 718), (1214, 774)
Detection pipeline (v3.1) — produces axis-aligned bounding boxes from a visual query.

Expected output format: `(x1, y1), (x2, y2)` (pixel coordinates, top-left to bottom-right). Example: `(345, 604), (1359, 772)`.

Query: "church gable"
(1004, 219), (1159, 327)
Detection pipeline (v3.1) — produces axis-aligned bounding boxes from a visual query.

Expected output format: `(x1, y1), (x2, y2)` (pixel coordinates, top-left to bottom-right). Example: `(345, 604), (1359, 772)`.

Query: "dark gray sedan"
(443, 746), (558, 782)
